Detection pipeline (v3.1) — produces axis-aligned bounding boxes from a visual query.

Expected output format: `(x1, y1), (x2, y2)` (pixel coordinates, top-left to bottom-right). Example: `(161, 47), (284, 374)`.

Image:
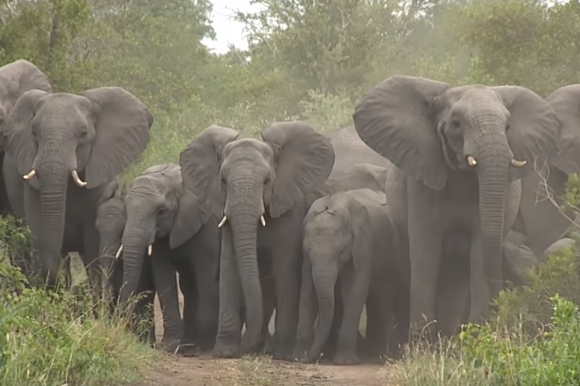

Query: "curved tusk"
(71, 170), (87, 187)
(511, 158), (527, 168)
(218, 215), (227, 228)
(115, 244), (124, 259)
(147, 244), (153, 256)
(260, 215), (266, 227)
(467, 155), (477, 167)
(22, 169), (36, 180)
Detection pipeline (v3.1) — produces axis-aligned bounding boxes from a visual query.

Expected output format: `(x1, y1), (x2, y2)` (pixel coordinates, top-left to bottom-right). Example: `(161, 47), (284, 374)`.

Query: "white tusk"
(23, 169), (36, 180)
(260, 215), (266, 227)
(511, 158), (527, 168)
(147, 244), (153, 256)
(115, 244), (123, 259)
(467, 155), (477, 167)
(71, 170), (87, 187)
(218, 215), (227, 228)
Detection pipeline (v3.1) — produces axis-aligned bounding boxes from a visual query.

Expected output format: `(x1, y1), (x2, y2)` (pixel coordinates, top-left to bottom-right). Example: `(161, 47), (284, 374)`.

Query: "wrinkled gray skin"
(502, 230), (541, 287)
(95, 186), (156, 345)
(297, 189), (408, 365)
(112, 163), (220, 353)
(515, 85), (580, 257)
(3, 73), (153, 289)
(0, 60), (50, 219)
(543, 237), (576, 260)
(180, 122), (335, 360)
(354, 76), (562, 337)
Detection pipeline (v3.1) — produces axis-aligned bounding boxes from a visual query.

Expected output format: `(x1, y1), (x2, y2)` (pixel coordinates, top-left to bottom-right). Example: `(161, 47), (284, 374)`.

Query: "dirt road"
(139, 293), (396, 386)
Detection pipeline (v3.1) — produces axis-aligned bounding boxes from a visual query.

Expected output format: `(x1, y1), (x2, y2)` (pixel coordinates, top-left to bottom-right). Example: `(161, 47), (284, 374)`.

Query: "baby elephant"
(296, 188), (409, 365)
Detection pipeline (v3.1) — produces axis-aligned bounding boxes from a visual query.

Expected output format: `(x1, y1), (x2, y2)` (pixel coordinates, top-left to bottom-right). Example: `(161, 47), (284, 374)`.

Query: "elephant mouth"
(441, 133), (465, 170)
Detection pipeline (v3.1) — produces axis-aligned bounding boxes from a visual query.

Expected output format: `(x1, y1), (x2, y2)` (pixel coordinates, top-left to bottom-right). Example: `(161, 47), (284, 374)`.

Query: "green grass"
(0, 216), (159, 386)
(392, 235), (580, 386)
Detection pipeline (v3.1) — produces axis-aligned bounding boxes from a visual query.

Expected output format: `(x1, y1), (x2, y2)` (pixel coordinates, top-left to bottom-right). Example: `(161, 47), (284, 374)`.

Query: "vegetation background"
(3, 0), (580, 385)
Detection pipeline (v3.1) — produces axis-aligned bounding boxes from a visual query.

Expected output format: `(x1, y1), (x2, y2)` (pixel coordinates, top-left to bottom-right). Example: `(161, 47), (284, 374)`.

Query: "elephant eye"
(264, 176), (271, 185)
(506, 123), (511, 131)
(157, 207), (167, 216)
(79, 131), (88, 138)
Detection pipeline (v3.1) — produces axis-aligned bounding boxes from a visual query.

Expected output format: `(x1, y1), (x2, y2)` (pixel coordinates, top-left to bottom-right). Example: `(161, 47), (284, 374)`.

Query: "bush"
(394, 235), (580, 385)
(0, 218), (158, 386)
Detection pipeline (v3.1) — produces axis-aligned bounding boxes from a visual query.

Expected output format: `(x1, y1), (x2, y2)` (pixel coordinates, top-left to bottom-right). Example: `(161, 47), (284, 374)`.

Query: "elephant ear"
(348, 197), (373, 271)
(262, 121), (335, 218)
(98, 176), (121, 205)
(353, 75), (450, 190)
(170, 185), (212, 249)
(344, 163), (389, 192)
(81, 87), (153, 188)
(179, 125), (240, 218)
(492, 86), (562, 181)
(0, 60), (52, 114)
(545, 84), (580, 176)
(4, 89), (51, 189)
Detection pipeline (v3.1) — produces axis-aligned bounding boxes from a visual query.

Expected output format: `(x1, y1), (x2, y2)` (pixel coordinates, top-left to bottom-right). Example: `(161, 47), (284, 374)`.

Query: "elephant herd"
(1, 59), (580, 365)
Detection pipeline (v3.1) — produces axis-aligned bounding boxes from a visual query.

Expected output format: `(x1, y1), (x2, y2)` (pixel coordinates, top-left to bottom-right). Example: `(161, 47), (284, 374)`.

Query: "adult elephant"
(515, 84), (580, 257)
(179, 122), (334, 359)
(3, 85), (153, 288)
(353, 76), (561, 336)
(0, 60), (53, 217)
(114, 163), (220, 353)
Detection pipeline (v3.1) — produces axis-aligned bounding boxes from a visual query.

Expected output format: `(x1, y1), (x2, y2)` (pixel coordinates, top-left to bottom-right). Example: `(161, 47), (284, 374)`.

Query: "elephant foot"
(272, 345), (295, 362)
(177, 343), (201, 357)
(159, 336), (182, 354)
(213, 341), (241, 359)
(333, 350), (359, 366)
(292, 345), (309, 362)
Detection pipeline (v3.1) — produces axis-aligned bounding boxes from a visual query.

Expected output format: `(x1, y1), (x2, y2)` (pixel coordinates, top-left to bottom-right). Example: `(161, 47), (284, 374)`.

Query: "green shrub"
(395, 234), (580, 385)
(0, 218), (158, 386)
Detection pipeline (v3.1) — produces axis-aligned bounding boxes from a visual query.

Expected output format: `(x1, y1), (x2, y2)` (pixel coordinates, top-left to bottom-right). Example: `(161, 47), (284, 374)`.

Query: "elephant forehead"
(38, 93), (93, 114)
(222, 138), (274, 160)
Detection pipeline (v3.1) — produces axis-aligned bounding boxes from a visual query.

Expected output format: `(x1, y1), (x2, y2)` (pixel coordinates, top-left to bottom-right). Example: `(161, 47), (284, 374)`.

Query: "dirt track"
(139, 293), (396, 386)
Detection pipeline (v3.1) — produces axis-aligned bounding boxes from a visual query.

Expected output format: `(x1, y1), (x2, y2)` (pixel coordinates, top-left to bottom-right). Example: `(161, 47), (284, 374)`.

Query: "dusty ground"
(138, 290), (396, 386)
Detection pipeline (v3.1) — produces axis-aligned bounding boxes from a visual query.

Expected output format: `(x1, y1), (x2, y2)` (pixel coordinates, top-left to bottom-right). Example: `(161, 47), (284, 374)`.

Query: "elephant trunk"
(119, 226), (153, 305)
(308, 264), (338, 361)
(473, 129), (511, 311)
(227, 182), (263, 351)
(35, 146), (73, 287)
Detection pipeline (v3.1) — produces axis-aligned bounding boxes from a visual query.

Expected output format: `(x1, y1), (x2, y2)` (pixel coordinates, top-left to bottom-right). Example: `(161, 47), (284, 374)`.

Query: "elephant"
(179, 122), (335, 359)
(105, 163), (221, 353)
(514, 84), (580, 257)
(0, 59), (53, 218)
(297, 188), (408, 365)
(353, 75), (562, 337)
(95, 183), (156, 345)
(2, 83), (153, 290)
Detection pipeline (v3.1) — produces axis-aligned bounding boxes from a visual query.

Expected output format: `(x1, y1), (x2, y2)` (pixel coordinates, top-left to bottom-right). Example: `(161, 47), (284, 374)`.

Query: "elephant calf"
(296, 188), (409, 365)
(96, 163), (221, 353)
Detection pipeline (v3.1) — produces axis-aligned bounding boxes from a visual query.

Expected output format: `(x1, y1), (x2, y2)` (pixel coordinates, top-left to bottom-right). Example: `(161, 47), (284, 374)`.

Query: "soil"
(138, 290), (397, 386)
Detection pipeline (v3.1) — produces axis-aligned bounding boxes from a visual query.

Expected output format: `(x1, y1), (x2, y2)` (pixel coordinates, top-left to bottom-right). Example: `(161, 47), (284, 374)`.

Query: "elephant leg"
(468, 227), (489, 325)
(364, 291), (390, 362)
(334, 266), (369, 365)
(271, 221), (302, 361)
(436, 250), (470, 337)
(190, 247), (219, 352)
(82, 225), (105, 303)
(213, 226), (243, 358)
(408, 184), (443, 340)
(293, 254), (318, 361)
(261, 271), (276, 355)
(150, 244), (183, 353)
(178, 272), (200, 355)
